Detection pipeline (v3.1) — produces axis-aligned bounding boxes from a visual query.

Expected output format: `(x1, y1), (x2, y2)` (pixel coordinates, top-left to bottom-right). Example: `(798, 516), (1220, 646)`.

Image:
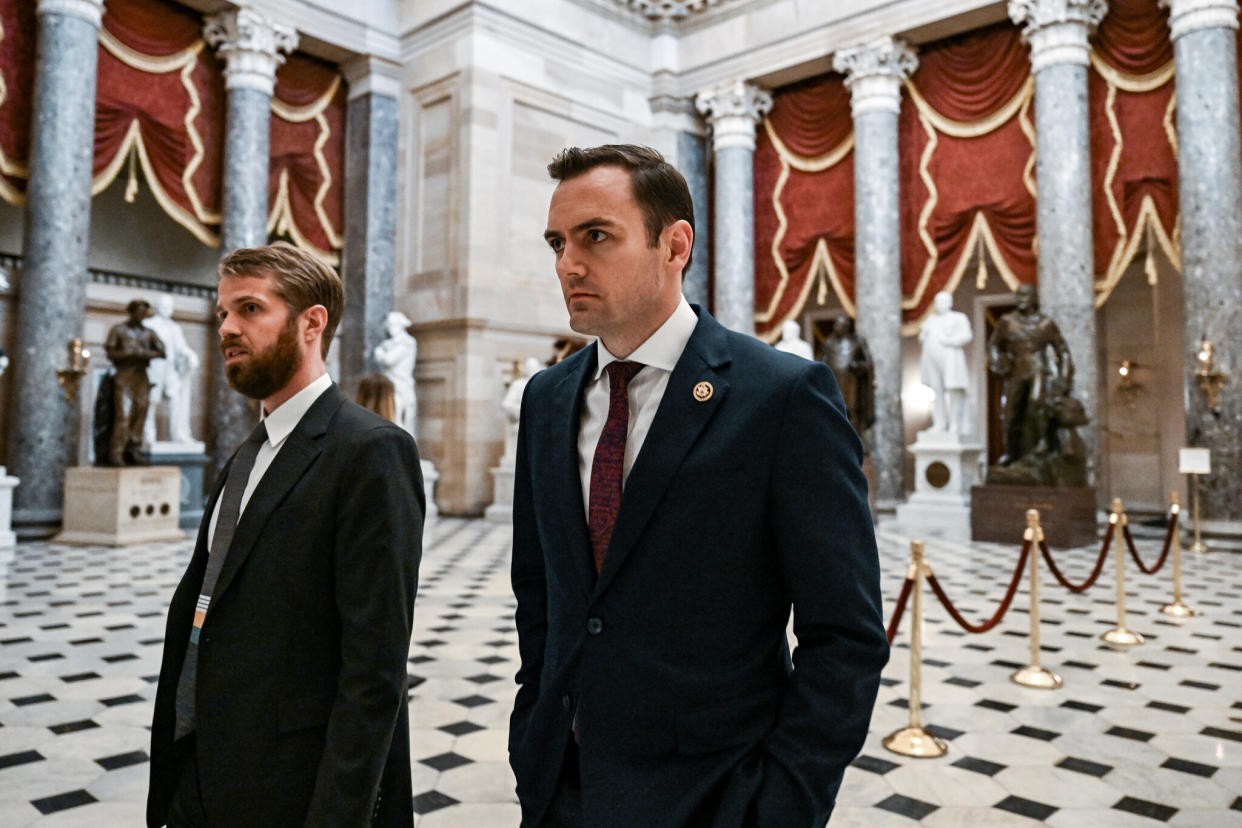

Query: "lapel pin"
(692, 381), (713, 402)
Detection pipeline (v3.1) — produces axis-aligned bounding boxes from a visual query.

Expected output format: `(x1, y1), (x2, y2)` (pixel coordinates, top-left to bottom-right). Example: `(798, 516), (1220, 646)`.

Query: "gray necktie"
(174, 420), (268, 740)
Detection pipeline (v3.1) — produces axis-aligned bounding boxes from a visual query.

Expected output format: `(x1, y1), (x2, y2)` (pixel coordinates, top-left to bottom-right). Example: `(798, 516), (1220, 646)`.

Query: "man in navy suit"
(509, 145), (888, 827)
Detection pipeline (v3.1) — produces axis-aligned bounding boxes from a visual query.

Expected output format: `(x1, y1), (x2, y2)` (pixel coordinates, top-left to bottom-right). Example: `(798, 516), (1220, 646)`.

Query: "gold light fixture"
(56, 338), (91, 403)
(1116, 360), (1142, 410)
(1195, 337), (1228, 411)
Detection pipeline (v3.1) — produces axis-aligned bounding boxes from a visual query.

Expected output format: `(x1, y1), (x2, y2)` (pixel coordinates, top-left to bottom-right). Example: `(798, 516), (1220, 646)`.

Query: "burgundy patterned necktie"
(588, 360), (644, 571)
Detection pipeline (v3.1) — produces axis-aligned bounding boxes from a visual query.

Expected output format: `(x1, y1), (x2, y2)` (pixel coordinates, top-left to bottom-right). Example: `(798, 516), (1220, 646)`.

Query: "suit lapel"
(593, 311), (732, 598)
(211, 386), (344, 603)
(544, 346), (597, 601)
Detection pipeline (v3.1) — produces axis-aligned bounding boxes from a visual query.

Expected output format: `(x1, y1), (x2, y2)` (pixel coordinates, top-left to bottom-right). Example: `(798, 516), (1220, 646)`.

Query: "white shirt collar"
(260, 372), (333, 447)
(593, 296), (697, 379)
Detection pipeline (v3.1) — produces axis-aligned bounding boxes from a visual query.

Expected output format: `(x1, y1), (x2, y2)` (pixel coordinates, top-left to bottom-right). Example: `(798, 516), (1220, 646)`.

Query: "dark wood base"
(971, 485), (1098, 548)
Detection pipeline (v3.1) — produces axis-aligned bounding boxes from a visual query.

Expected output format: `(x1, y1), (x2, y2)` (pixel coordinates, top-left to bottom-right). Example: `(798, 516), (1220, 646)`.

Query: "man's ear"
(665, 219), (693, 271)
(301, 304), (328, 346)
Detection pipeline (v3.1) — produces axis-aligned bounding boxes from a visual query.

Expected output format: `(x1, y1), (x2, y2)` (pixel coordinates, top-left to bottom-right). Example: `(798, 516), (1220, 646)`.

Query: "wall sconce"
(1195, 337), (1228, 412)
(56, 338), (90, 403)
(1116, 359), (1143, 410)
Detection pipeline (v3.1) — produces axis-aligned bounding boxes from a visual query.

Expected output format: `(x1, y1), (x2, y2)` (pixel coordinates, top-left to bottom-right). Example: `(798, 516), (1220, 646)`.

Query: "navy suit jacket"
(148, 386), (424, 827)
(509, 307), (888, 827)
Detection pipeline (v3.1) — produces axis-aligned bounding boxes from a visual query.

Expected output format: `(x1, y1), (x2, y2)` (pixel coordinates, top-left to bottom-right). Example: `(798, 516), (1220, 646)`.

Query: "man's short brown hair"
(547, 144), (695, 271)
(219, 242), (344, 357)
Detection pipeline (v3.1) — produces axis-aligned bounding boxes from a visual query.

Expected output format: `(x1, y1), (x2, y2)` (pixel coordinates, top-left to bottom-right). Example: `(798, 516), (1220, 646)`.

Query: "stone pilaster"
(7, 0), (104, 534)
(203, 8), (297, 482)
(1162, 0), (1242, 523)
(695, 79), (772, 335)
(339, 56), (401, 395)
(834, 36), (918, 509)
(1009, 0), (1107, 487)
(650, 90), (711, 308)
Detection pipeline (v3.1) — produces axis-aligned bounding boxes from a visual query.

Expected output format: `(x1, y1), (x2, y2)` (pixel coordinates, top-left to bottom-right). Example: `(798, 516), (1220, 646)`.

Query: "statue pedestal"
(892, 431), (984, 539)
(140, 446), (208, 531)
(485, 463), (515, 524)
(421, 460), (439, 545)
(55, 466), (186, 546)
(0, 466), (18, 549)
(971, 484), (1098, 547)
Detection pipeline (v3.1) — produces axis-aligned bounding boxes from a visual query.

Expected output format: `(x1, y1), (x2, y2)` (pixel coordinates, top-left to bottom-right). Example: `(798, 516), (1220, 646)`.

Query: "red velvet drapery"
(0, 0), (35, 204)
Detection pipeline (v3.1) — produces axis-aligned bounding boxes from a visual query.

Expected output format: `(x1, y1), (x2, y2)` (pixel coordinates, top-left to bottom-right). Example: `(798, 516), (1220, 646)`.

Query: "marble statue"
(374, 310), (418, 437)
(0, 348), (8, 377)
(986, 283), (1085, 486)
(143, 295), (201, 447)
(500, 357), (543, 463)
(774, 319), (814, 360)
(919, 290), (973, 436)
(103, 299), (166, 466)
(821, 313), (875, 438)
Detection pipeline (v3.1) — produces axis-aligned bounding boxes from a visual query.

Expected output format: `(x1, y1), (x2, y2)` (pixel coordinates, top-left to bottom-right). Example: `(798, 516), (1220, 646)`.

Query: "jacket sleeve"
(742, 361), (890, 826)
(304, 425), (424, 827)
(508, 379), (547, 790)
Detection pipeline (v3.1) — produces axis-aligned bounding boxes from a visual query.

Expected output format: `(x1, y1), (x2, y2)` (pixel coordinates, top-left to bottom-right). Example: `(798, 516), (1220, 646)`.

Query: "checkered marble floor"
(0, 518), (1240, 826)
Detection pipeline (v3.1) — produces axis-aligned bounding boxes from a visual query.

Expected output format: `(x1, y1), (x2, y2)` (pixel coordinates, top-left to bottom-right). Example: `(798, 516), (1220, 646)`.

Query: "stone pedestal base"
(484, 464), (515, 524)
(422, 460), (440, 545)
(0, 467), (18, 549)
(971, 484), (1097, 548)
(55, 467), (186, 546)
(893, 433), (984, 539)
(139, 449), (208, 531)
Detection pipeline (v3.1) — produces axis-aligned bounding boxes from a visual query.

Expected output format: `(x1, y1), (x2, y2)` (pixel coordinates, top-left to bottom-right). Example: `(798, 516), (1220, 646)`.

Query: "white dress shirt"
(207, 372), (333, 547)
(578, 296), (698, 519)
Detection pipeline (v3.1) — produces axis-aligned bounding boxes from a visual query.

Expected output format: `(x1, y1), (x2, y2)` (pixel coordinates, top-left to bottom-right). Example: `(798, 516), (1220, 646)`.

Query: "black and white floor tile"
(1, 518), (1240, 825)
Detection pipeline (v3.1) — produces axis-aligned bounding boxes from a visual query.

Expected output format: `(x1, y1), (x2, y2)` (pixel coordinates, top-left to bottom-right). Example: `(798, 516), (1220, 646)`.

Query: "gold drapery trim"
(180, 55), (219, 225)
(902, 75), (1034, 139)
(755, 115), (853, 330)
(91, 119), (219, 246)
(1094, 195), (1180, 307)
(99, 27), (202, 74)
(1089, 52), (1174, 93)
(1019, 91), (1036, 199)
(0, 14), (29, 189)
(270, 75), (340, 123)
(268, 168), (340, 266)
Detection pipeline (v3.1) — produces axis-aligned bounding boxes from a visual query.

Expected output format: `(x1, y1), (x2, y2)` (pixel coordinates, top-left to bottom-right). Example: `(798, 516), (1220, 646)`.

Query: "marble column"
(834, 36), (918, 509)
(1163, 0), (1242, 523)
(1009, 0), (1107, 487)
(203, 8), (297, 483)
(7, 0), (104, 533)
(695, 80), (772, 335)
(339, 56), (401, 394)
(678, 127), (711, 309)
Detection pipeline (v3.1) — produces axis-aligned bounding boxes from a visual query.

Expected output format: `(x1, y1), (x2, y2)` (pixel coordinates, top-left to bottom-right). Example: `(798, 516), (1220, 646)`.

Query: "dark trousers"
(541, 739), (583, 828)
(167, 735), (210, 828)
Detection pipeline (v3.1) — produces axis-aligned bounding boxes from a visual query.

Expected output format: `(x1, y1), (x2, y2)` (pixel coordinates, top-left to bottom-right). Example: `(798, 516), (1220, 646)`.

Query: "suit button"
(561, 694), (571, 710)
(586, 617), (603, 635)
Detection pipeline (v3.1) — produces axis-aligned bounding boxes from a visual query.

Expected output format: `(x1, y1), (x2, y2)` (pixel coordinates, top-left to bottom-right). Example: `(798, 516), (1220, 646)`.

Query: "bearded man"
(147, 242), (424, 827)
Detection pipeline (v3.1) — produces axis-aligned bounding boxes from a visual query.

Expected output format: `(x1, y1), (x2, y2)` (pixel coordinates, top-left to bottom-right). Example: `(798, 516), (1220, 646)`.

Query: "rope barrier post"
(884, 541), (948, 758)
(1160, 492), (1199, 618)
(1189, 472), (1208, 554)
(1011, 510), (1063, 690)
(1101, 498), (1145, 648)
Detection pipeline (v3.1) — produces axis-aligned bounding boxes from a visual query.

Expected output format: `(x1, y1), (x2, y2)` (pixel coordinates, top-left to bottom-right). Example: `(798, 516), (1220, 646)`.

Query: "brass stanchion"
(1189, 472), (1208, 554)
(1160, 493), (1199, 618)
(1012, 510), (1063, 689)
(884, 541), (948, 758)
(1101, 498), (1145, 647)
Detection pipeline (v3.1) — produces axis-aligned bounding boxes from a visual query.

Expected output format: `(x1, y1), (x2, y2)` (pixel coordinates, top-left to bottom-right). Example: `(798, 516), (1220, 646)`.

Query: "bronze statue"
(986, 284), (1086, 486)
(821, 313), (875, 439)
(102, 300), (165, 466)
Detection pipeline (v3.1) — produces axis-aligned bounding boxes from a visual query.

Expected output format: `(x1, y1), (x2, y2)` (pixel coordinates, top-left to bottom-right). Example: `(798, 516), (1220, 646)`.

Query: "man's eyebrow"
(544, 217), (619, 241)
(216, 294), (263, 312)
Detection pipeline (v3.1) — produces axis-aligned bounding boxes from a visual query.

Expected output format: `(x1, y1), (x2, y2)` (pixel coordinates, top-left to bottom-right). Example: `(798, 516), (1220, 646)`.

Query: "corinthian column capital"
(695, 80), (773, 151)
(1160, 0), (1239, 41)
(1008, 0), (1108, 71)
(204, 7), (299, 95)
(833, 36), (918, 117)
(36, 0), (105, 27)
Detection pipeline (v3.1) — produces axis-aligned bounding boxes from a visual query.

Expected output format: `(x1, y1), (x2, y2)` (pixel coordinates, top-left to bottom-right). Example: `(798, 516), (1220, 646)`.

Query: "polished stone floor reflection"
(0, 519), (1240, 825)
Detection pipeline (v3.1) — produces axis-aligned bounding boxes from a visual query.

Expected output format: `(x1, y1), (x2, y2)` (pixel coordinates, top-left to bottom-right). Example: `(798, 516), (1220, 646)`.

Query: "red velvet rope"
(886, 576), (915, 644)
(925, 540), (1030, 634)
(1040, 523), (1114, 593)
(1123, 510), (1179, 575)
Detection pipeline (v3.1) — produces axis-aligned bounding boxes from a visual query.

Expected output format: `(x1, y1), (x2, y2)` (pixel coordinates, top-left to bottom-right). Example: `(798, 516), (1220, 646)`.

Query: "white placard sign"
(1179, 447), (1211, 475)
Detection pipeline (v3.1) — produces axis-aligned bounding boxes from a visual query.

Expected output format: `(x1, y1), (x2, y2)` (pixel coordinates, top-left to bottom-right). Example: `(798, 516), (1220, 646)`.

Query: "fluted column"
(1162, 0), (1242, 523)
(203, 8), (296, 482)
(339, 56), (401, 395)
(7, 0), (104, 534)
(695, 80), (772, 335)
(1009, 0), (1107, 486)
(834, 36), (918, 509)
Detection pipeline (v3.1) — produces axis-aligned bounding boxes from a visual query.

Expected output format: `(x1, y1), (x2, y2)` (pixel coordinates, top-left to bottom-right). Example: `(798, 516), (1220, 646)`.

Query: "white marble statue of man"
(774, 319), (814, 360)
(500, 357), (543, 462)
(144, 294), (201, 446)
(919, 290), (974, 435)
(374, 310), (418, 437)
